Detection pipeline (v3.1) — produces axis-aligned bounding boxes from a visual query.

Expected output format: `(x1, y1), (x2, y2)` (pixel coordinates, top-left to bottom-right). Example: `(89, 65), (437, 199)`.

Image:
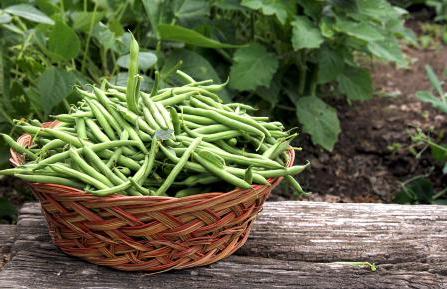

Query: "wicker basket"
(10, 121), (295, 272)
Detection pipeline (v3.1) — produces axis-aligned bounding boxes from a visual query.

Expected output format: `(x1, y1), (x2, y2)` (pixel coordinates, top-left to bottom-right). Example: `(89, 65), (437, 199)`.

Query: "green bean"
(87, 180), (132, 196)
(181, 106), (265, 141)
(33, 140), (141, 170)
(154, 87), (222, 103)
(126, 34), (140, 113)
(192, 124), (231, 134)
(228, 138), (237, 146)
(263, 136), (294, 160)
(90, 92), (123, 133)
(150, 70), (160, 97)
(173, 145), (283, 169)
(15, 174), (83, 189)
(212, 106), (271, 137)
(285, 175), (308, 196)
(75, 118), (87, 140)
(254, 163), (310, 178)
(169, 107), (181, 135)
(94, 78), (149, 152)
(112, 167), (127, 181)
(181, 120), (202, 129)
(155, 102), (174, 130)
(85, 119), (110, 143)
(193, 151), (251, 189)
(226, 103), (257, 111)
(180, 113), (215, 125)
(175, 187), (206, 198)
(143, 136), (159, 182)
(114, 103), (155, 134)
(106, 130), (128, 168)
(143, 95), (168, 129)
(29, 119), (42, 126)
(175, 174), (220, 186)
(156, 137), (202, 196)
(0, 167), (35, 176)
(129, 178), (150, 195)
(143, 106), (161, 130)
(183, 123), (240, 142)
(49, 164), (109, 190)
(132, 155), (149, 185)
(68, 148), (114, 187)
(54, 111), (93, 122)
(85, 98), (117, 140)
(117, 166), (131, 176)
(159, 91), (196, 106)
(215, 140), (264, 160)
(1, 134), (37, 160)
(244, 166), (253, 184)
(42, 128), (82, 147)
(82, 146), (124, 186)
(176, 69), (196, 83)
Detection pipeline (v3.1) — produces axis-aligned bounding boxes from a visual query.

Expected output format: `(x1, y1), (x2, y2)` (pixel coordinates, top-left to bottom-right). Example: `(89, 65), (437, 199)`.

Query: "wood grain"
(0, 225), (15, 271)
(0, 202), (446, 289)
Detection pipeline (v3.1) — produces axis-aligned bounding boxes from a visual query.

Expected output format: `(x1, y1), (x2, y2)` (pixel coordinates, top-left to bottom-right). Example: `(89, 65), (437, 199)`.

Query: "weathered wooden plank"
(0, 225), (15, 271)
(0, 202), (446, 289)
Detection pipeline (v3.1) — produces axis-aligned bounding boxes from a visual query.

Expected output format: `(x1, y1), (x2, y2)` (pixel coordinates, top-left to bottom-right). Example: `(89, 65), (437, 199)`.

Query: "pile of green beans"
(0, 40), (308, 198)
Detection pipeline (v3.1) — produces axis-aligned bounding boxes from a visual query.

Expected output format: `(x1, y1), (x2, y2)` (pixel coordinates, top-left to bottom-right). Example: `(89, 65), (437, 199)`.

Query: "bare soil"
(274, 46), (447, 203)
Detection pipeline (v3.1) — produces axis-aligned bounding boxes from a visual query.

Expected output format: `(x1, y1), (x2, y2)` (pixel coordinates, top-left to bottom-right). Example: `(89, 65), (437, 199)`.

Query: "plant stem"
(306, 62), (319, 97)
(80, 2), (98, 74)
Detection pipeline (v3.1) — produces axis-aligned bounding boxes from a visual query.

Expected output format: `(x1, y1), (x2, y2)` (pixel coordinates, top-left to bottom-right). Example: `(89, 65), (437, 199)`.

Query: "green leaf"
(318, 47), (344, 84)
(0, 11), (12, 24)
(48, 20), (80, 61)
(394, 177), (434, 204)
(110, 73), (154, 92)
(241, 0), (288, 24)
(256, 73), (281, 108)
(335, 19), (385, 42)
(431, 143), (447, 163)
(425, 65), (444, 97)
(416, 91), (447, 114)
(229, 43), (279, 91)
(71, 11), (104, 31)
(338, 67), (373, 101)
(142, 0), (164, 38)
(158, 24), (240, 48)
(5, 4), (54, 25)
(296, 96), (341, 151)
(92, 22), (116, 51)
(0, 197), (17, 219)
(155, 129), (175, 140)
(291, 16), (323, 50)
(367, 38), (407, 67)
(117, 52), (158, 71)
(355, 0), (398, 22)
(173, 0), (210, 22)
(37, 67), (77, 115)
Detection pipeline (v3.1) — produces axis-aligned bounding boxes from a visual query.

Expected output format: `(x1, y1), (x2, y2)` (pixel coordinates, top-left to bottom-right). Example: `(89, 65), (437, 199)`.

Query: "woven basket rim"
(10, 120), (296, 201)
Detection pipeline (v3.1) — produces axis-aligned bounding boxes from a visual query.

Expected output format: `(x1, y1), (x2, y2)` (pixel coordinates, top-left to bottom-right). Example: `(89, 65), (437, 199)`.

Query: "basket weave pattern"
(11, 122), (295, 272)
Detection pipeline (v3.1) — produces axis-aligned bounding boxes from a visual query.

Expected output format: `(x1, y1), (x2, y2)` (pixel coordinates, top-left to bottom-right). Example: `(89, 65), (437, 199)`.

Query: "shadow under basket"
(10, 121), (295, 272)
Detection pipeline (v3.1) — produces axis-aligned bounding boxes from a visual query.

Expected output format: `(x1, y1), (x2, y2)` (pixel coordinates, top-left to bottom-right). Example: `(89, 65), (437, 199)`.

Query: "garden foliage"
(0, 0), (413, 166)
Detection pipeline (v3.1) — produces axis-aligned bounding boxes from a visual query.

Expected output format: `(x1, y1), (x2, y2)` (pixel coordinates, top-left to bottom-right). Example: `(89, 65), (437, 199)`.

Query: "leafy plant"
(0, 0), (413, 160)
(151, 0), (413, 151)
(396, 65), (447, 204)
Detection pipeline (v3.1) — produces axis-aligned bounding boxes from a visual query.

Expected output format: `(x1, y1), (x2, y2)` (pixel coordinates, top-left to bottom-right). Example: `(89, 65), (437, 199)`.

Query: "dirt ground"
(274, 46), (447, 203)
